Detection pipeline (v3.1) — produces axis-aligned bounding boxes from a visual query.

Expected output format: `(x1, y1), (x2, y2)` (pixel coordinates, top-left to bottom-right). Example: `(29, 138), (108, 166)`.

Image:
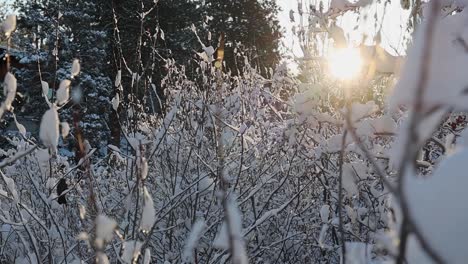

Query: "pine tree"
(111, 0), (203, 99)
(108, 0), (204, 145)
(14, 0), (113, 155)
(202, 0), (282, 76)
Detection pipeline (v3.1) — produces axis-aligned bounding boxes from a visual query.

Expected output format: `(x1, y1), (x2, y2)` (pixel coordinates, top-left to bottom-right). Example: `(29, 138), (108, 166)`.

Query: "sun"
(327, 47), (363, 80)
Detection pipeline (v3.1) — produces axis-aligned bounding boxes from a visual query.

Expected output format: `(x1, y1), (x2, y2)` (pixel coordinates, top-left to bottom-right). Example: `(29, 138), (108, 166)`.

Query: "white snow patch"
(320, 205), (330, 223)
(56, 80), (71, 105)
(71, 59), (80, 77)
(121, 240), (143, 264)
(3, 72), (17, 111)
(95, 215), (117, 248)
(140, 187), (155, 232)
(390, 8), (468, 111)
(1, 15), (16, 36)
(405, 149), (468, 263)
(61, 122), (70, 138)
(111, 94), (120, 111)
(183, 219), (206, 262)
(39, 105), (60, 153)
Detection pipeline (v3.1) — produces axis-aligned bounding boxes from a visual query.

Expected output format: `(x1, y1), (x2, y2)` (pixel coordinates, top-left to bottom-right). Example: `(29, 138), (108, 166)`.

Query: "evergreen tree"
(202, 0), (282, 76)
(111, 0), (203, 99)
(13, 0), (113, 155)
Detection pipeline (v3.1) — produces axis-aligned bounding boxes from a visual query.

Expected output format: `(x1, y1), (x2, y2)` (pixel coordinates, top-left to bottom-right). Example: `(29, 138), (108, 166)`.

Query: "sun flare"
(327, 47), (363, 80)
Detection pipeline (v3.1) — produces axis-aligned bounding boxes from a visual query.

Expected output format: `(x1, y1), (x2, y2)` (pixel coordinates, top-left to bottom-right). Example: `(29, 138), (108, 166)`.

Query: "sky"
(276, 0), (411, 59)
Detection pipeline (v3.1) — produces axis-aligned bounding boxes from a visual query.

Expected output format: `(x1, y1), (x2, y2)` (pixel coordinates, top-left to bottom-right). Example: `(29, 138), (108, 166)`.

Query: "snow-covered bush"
(1, 0), (468, 263)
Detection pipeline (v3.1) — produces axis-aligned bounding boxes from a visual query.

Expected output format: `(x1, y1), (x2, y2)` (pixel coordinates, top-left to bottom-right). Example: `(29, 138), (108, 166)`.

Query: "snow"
(243, 206), (283, 235)
(214, 223), (228, 249)
(45, 178), (56, 190)
(318, 224), (329, 248)
(77, 232), (88, 241)
(355, 119), (375, 137)
(111, 94), (119, 111)
(197, 51), (212, 62)
(140, 187), (155, 232)
(390, 109), (446, 170)
(115, 70), (121, 87)
(160, 29), (165, 40)
(139, 157), (148, 180)
(445, 132), (456, 154)
(13, 115), (26, 137)
(39, 105), (60, 153)
(61, 122), (70, 138)
(203, 46), (215, 62)
(198, 175), (214, 193)
(121, 240), (143, 264)
(3, 72), (17, 111)
(95, 253), (109, 264)
(3, 175), (18, 203)
(371, 115), (397, 134)
(41, 81), (49, 98)
(345, 205), (357, 223)
(347, 101), (378, 123)
(320, 205), (330, 222)
(127, 137), (139, 151)
(405, 235), (434, 263)
(143, 248), (151, 264)
(216, 199), (248, 263)
(1, 2), (468, 263)
(405, 148), (468, 263)
(107, 144), (120, 153)
(28, 253), (38, 264)
(79, 205), (86, 220)
(56, 80), (71, 105)
(183, 219), (206, 262)
(95, 215), (117, 248)
(345, 242), (372, 263)
(323, 133), (353, 153)
(71, 59), (80, 77)
(342, 163), (359, 197)
(457, 128), (468, 148)
(204, 46), (215, 57)
(390, 8), (468, 111)
(1, 15), (16, 37)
